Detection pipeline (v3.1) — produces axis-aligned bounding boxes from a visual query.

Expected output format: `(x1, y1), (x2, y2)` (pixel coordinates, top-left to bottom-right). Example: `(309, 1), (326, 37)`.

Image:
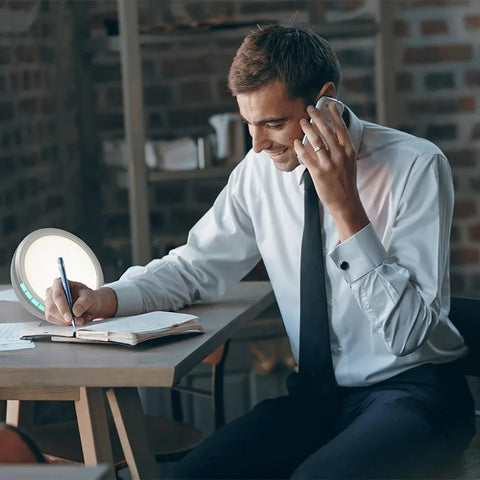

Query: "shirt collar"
(296, 104), (365, 186)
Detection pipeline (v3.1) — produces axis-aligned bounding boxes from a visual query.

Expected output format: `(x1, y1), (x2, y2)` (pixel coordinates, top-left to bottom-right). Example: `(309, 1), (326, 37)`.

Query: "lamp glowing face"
(10, 228), (104, 319)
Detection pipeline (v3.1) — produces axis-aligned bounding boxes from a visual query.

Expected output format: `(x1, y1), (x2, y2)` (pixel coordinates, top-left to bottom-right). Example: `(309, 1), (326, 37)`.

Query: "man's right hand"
(45, 278), (118, 326)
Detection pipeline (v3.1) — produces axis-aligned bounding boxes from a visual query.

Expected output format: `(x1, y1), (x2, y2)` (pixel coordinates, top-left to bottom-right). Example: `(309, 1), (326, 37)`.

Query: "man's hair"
(228, 24), (341, 104)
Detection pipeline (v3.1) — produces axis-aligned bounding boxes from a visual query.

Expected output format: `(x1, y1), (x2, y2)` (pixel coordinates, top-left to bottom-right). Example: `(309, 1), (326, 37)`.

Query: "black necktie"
(299, 171), (338, 411)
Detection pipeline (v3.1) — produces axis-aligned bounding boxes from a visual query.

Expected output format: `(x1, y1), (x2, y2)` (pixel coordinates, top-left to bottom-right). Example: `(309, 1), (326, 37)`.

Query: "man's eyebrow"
(239, 115), (289, 126)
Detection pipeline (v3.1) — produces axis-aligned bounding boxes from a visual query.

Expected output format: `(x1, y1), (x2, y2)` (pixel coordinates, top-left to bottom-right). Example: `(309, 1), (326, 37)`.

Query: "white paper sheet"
(0, 322), (38, 350)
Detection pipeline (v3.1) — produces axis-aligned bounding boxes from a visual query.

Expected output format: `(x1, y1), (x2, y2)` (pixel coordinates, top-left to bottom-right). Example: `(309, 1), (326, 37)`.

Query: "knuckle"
(52, 288), (64, 302)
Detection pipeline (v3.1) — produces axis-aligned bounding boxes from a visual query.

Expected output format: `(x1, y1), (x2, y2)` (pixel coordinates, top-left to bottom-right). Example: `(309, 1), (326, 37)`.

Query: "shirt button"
(340, 261), (349, 270)
(336, 346), (342, 353)
(329, 299), (335, 306)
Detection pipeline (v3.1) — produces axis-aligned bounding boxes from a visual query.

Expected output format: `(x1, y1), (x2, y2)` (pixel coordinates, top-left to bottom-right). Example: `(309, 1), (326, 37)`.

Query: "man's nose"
(250, 126), (271, 153)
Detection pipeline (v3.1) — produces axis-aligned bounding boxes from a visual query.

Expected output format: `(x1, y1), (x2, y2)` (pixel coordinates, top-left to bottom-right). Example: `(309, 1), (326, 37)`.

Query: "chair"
(432, 296), (480, 479)
(125, 339), (231, 464)
(171, 339), (230, 433)
(0, 422), (46, 464)
(27, 341), (230, 470)
(449, 297), (480, 377)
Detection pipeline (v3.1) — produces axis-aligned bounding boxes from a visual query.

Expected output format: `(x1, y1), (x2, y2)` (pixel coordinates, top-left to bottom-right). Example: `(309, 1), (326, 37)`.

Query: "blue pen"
(57, 257), (76, 329)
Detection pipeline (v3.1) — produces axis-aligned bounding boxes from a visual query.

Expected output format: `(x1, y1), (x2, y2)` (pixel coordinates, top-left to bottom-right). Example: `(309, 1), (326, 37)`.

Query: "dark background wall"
(0, 0), (479, 295)
(0, 0), (82, 271)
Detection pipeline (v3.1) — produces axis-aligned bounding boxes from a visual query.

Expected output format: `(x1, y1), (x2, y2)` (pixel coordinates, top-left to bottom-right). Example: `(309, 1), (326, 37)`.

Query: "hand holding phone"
(301, 96), (345, 147)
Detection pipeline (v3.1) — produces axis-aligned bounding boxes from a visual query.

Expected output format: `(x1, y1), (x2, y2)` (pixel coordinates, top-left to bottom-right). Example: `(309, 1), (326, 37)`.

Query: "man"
(46, 25), (475, 478)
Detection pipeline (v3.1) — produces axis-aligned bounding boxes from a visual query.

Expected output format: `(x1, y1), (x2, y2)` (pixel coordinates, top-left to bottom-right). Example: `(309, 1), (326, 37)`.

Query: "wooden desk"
(0, 281), (274, 479)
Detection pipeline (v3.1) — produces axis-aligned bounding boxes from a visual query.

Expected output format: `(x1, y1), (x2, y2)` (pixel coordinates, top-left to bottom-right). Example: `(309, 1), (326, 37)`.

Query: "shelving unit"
(81, 0), (395, 265)
(81, 18), (379, 54)
(113, 165), (235, 188)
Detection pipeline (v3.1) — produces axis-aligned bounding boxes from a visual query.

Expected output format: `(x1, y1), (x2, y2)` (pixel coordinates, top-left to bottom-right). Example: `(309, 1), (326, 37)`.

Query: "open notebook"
(20, 311), (203, 346)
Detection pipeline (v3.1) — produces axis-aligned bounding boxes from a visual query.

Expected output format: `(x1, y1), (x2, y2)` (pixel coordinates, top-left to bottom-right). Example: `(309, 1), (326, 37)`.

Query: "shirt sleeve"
(107, 166), (262, 316)
(329, 154), (454, 356)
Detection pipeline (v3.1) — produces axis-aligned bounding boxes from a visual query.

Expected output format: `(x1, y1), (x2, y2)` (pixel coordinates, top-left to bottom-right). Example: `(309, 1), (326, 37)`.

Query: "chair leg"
(171, 339), (231, 431)
(6, 400), (35, 430)
(171, 389), (183, 423)
(212, 339), (230, 430)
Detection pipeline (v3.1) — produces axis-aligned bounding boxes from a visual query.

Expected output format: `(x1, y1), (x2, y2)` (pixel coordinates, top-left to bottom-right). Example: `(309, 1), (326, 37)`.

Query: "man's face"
(236, 82), (308, 172)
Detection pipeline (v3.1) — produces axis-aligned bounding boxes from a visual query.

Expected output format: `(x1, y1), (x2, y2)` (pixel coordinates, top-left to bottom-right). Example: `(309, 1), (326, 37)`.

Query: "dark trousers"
(171, 362), (475, 479)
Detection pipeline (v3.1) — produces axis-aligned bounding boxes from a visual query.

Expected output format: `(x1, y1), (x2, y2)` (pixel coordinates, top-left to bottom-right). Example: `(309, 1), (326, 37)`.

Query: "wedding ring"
(314, 144), (325, 153)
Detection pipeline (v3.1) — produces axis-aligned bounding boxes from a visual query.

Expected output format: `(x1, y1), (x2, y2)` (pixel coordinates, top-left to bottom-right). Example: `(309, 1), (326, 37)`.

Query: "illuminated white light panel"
(11, 228), (104, 319)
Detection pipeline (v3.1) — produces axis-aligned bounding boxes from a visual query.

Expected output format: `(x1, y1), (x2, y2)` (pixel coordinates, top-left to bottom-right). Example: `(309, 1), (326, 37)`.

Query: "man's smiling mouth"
(267, 147), (288, 158)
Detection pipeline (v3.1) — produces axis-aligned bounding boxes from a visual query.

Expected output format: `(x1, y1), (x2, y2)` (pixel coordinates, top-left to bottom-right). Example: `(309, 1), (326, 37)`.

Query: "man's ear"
(315, 82), (337, 101)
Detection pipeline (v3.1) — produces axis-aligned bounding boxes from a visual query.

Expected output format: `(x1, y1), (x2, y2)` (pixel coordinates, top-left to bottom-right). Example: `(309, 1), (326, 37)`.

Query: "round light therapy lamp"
(11, 228), (104, 319)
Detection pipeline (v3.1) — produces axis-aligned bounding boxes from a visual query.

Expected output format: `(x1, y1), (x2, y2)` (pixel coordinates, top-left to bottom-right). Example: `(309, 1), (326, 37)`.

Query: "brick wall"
(0, 0), (479, 295)
(391, 0), (480, 294)
(0, 0), (82, 282)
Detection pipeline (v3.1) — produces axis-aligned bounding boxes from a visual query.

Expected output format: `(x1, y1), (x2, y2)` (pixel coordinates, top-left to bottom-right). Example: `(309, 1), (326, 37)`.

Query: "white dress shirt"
(108, 108), (467, 387)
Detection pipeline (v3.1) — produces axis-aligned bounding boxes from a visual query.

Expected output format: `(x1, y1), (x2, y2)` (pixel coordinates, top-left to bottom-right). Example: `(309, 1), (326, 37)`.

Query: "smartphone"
(301, 96), (345, 147)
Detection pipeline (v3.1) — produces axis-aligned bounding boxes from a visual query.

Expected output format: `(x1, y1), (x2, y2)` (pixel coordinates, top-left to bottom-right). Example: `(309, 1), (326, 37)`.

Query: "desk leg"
(75, 387), (115, 480)
(107, 387), (158, 480)
(5, 400), (35, 429)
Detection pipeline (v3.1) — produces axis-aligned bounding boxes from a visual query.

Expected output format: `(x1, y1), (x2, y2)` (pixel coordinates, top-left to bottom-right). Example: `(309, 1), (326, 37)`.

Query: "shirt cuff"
(329, 223), (388, 283)
(105, 279), (144, 317)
